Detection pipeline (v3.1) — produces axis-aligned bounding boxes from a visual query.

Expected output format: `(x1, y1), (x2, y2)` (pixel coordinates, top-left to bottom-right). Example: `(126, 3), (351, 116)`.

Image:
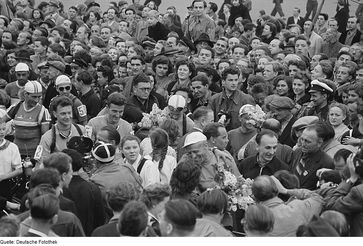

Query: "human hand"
(347, 153), (359, 183)
(316, 168), (332, 178)
(270, 176), (287, 194)
(342, 136), (361, 146)
(320, 182), (334, 190)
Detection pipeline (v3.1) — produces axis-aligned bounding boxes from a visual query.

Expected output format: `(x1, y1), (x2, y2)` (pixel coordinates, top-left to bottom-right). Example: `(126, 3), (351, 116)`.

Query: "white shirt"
(0, 140), (22, 175)
(140, 155), (177, 188)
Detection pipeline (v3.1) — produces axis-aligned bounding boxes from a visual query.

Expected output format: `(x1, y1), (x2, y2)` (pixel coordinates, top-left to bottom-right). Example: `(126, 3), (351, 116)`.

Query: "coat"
(63, 176), (107, 236)
(261, 195), (323, 236)
(324, 181), (363, 236)
(286, 16), (305, 29)
(279, 116), (297, 148)
(291, 148), (334, 190)
(339, 29), (362, 46)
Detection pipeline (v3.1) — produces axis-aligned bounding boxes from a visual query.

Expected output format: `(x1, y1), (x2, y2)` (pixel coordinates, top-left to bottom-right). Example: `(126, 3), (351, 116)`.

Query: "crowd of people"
(0, 0), (363, 237)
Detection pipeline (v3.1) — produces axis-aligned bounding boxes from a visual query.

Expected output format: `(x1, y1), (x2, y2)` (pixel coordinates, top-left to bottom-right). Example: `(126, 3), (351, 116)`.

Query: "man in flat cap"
(301, 79), (334, 121)
(268, 96), (297, 148)
(46, 0), (65, 26)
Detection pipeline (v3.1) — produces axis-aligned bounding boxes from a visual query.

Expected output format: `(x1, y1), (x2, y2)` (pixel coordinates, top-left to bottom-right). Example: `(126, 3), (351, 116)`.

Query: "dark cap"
(46, 60), (65, 73)
(270, 96), (295, 110)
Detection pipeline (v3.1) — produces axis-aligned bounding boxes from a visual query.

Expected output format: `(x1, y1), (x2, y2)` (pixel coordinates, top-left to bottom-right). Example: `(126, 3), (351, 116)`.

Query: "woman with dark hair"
(292, 73), (310, 108)
(193, 189), (233, 237)
(273, 75), (294, 99)
(152, 56), (173, 98)
(169, 157), (201, 206)
(228, 0), (251, 27)
(30, 9), (44, 27)
(84, 11), (101, 27)
(167, 59), (196, 95)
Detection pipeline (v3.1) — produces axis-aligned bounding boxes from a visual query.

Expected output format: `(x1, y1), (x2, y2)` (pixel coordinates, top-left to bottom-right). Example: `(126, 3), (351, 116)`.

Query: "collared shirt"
(190, 90), (213, 112)
(184, 14), (216, 42)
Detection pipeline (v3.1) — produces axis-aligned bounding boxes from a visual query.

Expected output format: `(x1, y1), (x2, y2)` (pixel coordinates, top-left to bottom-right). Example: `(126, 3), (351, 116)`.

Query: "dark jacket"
(335, 4), (350, 34)
(286, 16), (305, 29)
(63, 176), (107, 236)
(91, 218), (119, 237)
(324, 180), (363, 236)
(228, 4), (251, 27)
(291, 148), (334, 190)
(238, 155), (289, 179)
(279, 116), (297, 148)
(123, 94), (160, 124)
(18, 209), (85, 236)
(339, 29), (362, 46)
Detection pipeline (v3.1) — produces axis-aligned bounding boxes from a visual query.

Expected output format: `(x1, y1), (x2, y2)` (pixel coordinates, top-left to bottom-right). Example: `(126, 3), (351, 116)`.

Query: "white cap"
(183, 132), (207, 148)
(24, 81), (42, 94)
(309, 80), (334, 94)
(15, 62), (29, 72)
(55, 75), (71, 86)
(168, 95), (186, 108)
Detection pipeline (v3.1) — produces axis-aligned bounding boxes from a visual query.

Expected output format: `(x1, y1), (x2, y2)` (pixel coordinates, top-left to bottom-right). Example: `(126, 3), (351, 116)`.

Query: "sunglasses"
(58, 86), (71, 91)
(168, 106), (184, 112)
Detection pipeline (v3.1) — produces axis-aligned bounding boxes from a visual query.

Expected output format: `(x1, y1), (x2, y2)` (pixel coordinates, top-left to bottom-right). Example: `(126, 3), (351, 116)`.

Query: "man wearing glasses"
(123, 72), (159, 124)
(49, 75), (87, 125)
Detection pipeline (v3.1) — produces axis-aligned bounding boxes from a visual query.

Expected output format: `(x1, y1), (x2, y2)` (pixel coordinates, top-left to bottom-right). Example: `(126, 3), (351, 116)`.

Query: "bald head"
(262, 118), (281, 135)
(252, 176), (278, 202)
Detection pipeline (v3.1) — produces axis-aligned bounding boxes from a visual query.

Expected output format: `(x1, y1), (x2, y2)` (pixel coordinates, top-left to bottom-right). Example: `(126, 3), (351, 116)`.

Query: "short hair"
(120, 135), (141, 148)
(261, 119), (281, 134)
(192, 106), (213, 121)
(170, 157), (201, 197)
(34, 36), (50, 47)
(118, 201), (148, 236)
(30, 193), (59, 221)
(97, 65), (114, 82)
(29, 168), (61, 189)
(191, 74), (209, 86)
(245, 204), (275, 234)
(62, 149), (83, 172)
(221, 67), (239, 80)
(192, 0), (207, 8)
(198, 46), (215, 59)
(52, 96), (73, 113)
(151, 55), (173, 75)
(320, 210), (349, 236)
(329, 102), (348, 118)
(130, 55), (146, 65)
(140, 183), (171, 209)
(333, 149), (353, 162)
(175, 60), (196, 79)
(251, 82), (272, 96)
(0, 216), (19, 236)
(339, 61), (358, 79)
(107, 92), (126, 107)
(305, 121), (335, 142)
(107, 182), (140, 212)
(318, 60), (334, 79)
(197, 188), (228, 215)
(255, 129), (278, 145)
(100, 125), (121, 146)
(319, 13), (329, 21)
(252, 175), (278, 202)
(288, 59), (307, 71)
(294, 35), (311, 46)
(48, 43), (66, 57)
(43, 152), (72, 175)
(337, 51), (353, 61)
(232, 44), (249, 56)
(265, 22), (277, 36)
(164, 199), (199, 232)
(132, 72), (150, 87)
(76, 70), (93, 85)
(274, 170), (300, 189)
(208, 2), (218, 12)
(203, 122), (224, 140)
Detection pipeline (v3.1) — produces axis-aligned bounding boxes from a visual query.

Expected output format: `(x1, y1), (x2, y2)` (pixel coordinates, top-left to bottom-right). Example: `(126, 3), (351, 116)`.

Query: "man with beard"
(180, 131), (218, 191)
(167, 95), (194, 138)
(3, 81), (50, 158)
(238, 130), (289, 179)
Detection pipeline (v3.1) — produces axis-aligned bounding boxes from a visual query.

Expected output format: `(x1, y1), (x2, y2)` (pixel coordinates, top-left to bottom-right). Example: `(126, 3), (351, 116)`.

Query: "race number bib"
(85, 125), (93, 138)
(34, 145), (43, 160)
(77, 105), (87, 117)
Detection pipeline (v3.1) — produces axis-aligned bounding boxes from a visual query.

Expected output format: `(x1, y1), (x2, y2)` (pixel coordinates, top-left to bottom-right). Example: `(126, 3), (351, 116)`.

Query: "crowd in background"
(0, 0), (363, 237)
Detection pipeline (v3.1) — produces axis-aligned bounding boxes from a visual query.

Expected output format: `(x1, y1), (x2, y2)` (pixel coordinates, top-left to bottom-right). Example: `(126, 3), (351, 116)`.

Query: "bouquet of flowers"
(240, 104), (266, 129)
(214, 162), (255, 212)
(138, 103), (169, 129)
